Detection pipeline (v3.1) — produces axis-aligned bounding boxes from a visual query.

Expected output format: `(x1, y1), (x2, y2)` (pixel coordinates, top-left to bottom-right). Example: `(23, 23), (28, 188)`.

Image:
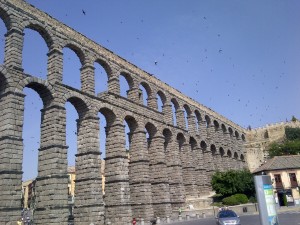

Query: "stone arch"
(163, 128), (172, 149)
(233, 152), (238, 160)
(241, 134), (246, 141)
(99, 107), (117, 127)
(145, 122), (157, 138)
(189, 137), (197, 150)
(200, 140), (207, 150)
(219, 147), (225, 156)
(63, 42), (86, 65)
(221, 124), (227, 133)
(157, 90), (166, 112)
(228, 127), (233, 137)
(213, 120), (220, 131)
(171, 98), (179, 110)
(227, 150), (232, 158)
(157, 90), (166, 105)
(63, 92), (90, 119)
(139, 81), (152, 106)
(194, 110), (202, 122)
(210, 144), (216, 155)
(15, 77), (54, 107)
(124, 115), (138, 133)
(21, 20), (54, 48)
(0, 6), (13, 30)
(240, 154), (245, 161)
(94, 58), (113, 79)
(177, 133), (186, 150)
(235, 130), (240, 139)
(205, 115), (211, 127)
(183, 104), (192, 116)
(120, 71), (135, 89)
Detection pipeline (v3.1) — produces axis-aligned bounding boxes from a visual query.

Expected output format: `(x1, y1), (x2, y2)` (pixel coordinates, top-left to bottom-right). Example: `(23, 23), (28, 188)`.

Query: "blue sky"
(1, 0), (299, 180)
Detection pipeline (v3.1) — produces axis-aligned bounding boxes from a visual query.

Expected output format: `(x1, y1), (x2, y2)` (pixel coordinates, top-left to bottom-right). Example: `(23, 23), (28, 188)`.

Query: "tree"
(267, 127), (300, 157)
(291, 115), (298, 122)
(211, 169), (255, 198)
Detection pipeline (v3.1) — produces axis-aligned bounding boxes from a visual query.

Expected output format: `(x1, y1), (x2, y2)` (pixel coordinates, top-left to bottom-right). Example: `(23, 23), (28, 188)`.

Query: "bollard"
(196, 213), (200, 219)
(166, 216), (170, 223)
(186, 214), (190, 220)
(202, 212), (206, 218)
(156, 217), (160, 224)
(178, 215), (182, 221)
(141, 218), (144, 225)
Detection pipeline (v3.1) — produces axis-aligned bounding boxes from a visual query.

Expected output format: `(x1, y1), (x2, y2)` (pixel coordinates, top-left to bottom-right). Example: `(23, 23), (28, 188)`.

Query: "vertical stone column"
(148, 135), (171, 218)
(176, 109), (185, 129)
(0, 92), (24, 224)
(165, 135), (185, 209)
(162, 104), (173, 125)
(108, 76), (120, 95)
(199, 121), (207, 140)
(187, 115), (197, 134)
(180, 143), (198, 199)
(193, 146), (204, 197)
(199, 147), (209, 195)
(35, 105), (69, 225)
(202, 149), (214, 193)
(213, 151), (222, 172)
(128, 129), (154, 222)
(127, 87), (140, 102)
(47, 46), (63, 84)
(222, 155), (230, 171)
(74, 116), (104, 225)
(80, 62), (95, 95)
(147, 96), (158, 110)
(104, 121), (132, 225)
(4, 28), (24, 70)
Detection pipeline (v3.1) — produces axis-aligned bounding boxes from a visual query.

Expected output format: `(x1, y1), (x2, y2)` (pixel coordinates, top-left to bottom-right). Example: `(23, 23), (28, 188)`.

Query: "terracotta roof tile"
(253, 155), (300, 173)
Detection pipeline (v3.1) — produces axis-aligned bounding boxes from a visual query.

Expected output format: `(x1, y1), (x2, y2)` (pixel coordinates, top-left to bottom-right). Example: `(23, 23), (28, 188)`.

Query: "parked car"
(215, 209), (241, 225)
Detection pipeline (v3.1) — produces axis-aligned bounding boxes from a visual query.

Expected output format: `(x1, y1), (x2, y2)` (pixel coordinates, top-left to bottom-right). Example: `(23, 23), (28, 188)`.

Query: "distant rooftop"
(253, 155), (300, 174)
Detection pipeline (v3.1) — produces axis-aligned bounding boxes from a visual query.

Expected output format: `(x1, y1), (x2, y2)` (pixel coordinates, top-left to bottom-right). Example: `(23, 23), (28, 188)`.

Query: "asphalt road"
(168, 211), (300, 225)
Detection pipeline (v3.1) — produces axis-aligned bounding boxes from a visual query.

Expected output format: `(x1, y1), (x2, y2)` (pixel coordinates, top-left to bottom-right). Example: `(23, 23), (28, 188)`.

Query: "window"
(274, 174), (282, 183)
(289, 173), (296, 182)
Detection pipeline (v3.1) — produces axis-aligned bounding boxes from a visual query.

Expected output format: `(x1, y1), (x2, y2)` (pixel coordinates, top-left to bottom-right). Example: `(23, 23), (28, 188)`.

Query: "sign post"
(254, 175), (279, 225)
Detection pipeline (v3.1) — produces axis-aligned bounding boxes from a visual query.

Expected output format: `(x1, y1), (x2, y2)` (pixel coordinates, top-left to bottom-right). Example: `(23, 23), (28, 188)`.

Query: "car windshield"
(218, 210), (237, 218)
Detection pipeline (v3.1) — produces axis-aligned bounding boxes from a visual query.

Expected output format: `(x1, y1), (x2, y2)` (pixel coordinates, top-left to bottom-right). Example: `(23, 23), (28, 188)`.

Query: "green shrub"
(222, 196), (239, 206)
(233, 194), (248, 204)
(222, 194), (248, 206)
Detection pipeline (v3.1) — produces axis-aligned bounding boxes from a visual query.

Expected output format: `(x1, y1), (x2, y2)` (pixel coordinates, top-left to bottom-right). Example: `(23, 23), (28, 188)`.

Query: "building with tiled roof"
(253, 155), (300, 206)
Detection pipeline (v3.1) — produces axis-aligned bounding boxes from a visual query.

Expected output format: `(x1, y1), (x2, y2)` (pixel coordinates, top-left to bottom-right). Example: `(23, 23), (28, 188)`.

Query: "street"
(169, 211), (300, 225)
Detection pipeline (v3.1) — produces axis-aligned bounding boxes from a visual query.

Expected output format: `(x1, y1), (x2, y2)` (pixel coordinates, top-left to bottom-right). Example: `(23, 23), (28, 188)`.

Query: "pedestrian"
(178, 207), (182, 215)
(132, 217), (137, 225)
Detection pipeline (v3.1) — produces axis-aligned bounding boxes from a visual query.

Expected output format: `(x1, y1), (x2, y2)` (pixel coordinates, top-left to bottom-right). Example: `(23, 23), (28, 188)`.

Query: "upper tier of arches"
(0, 1), (246, 143)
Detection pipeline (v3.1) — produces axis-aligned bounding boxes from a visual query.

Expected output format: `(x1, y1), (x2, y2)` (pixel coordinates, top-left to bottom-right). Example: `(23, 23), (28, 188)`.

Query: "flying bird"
(82, 10), (86, 15)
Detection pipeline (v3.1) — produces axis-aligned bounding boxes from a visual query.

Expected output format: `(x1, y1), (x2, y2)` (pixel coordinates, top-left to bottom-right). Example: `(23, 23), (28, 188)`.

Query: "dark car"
(215, 209), (241, 225)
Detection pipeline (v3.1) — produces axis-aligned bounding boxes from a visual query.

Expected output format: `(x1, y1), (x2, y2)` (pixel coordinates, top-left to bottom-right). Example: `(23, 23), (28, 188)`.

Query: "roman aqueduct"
(0, 0), (246, 224)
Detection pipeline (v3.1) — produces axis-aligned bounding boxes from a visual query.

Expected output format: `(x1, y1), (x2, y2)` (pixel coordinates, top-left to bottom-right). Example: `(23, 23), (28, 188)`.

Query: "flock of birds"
(0, 7), (290, 156)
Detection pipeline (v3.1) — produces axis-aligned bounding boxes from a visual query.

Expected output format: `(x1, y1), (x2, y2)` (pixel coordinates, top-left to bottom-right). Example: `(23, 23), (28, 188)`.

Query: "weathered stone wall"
(0, 0), (247, 224)
(245, 121), (300, 172)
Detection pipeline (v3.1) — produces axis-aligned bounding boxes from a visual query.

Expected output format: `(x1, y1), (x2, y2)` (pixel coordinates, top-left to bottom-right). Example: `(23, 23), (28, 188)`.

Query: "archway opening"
(139, 82), (150, 106)
(22, 87), (43, 183)
(22, 28), (48, 79)
(194, 110), (202, 133)
(94, 60), (108, 95)
(120, 73), (133, 98)
(0, 18), (5, 63)
(62, 47), (82, 89)
(171, 99), (179, 126)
